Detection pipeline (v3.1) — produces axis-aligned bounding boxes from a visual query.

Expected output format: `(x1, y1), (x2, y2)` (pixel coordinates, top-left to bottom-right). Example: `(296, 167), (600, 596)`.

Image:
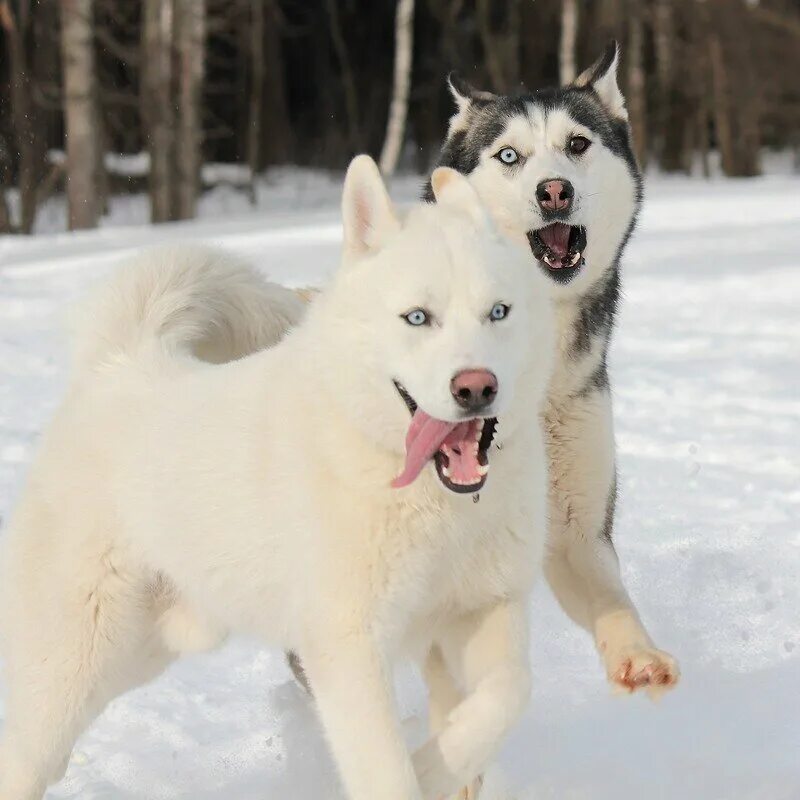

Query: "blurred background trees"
(0, 0), (798, 232)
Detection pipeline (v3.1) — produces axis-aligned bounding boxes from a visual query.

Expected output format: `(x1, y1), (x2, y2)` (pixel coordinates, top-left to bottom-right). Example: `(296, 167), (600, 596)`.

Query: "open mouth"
(527, 223), (587, 284)
(391, 382), (498, 494)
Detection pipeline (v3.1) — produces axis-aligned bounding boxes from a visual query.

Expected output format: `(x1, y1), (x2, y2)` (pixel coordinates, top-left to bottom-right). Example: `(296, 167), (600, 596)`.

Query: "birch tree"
(141, 0), (176, 222)
(559, 0), (578, 84)
(379, 0), (415, 176)
(175, 0), (205, 219)
(60, 0), (101, 229)
(626, 0), (647, 166)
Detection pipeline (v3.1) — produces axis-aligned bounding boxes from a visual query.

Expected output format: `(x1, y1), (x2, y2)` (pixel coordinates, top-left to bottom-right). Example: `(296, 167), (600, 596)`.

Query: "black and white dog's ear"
(446, 72), (497, 130)
(341, 155), (399, 258)
(572, 40), (627, 120)
(447, 72), (476, 113)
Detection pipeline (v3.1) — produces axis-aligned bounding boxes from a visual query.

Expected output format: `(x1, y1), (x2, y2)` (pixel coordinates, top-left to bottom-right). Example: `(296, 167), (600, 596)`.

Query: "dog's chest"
(387, 464), (544, 651)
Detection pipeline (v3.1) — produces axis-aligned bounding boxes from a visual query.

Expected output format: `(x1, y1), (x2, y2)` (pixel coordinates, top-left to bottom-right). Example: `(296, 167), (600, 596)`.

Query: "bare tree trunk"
(0, 0), (44, 233)
(261, 0), (292, 165)
(626, 0), (647, 167)
(697, 89), (711, 178)
(379, 0), (415, 176)
(476, 0), (504, 89)
(652, 0), (673, 164)
(94, 80), (109, 215)
(559, 0), (578, 84)
(0, 194), (10, 232)
(708, 34), (734, 176)
(429, 0), (464, 67)
(325, 0), (359, 152)
(732, 10), (761, 177)
(476, 0), (521, 90)
(0, 132), (11, 231)
(142, 0), (176, 222)
(60, 0), (101, 230)
(175, 0), (205, 219)
(593, 0), (623, 46)
(247, 0), (264, 202)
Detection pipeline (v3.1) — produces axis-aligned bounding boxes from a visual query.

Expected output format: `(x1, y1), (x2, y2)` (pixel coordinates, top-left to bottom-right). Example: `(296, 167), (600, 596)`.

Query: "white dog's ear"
(572, 40), (627, 120)
(430, 167), (487, 227)
(342, 155), (399, 257)
(447, 72), (497, 133)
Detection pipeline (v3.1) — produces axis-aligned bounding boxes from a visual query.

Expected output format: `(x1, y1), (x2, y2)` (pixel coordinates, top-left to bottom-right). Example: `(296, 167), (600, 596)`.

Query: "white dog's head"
(313, 155), (553, 495)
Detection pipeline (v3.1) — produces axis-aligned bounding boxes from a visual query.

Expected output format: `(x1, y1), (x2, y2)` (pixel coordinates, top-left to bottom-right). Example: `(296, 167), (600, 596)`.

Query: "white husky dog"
(0, 157), (554, 800)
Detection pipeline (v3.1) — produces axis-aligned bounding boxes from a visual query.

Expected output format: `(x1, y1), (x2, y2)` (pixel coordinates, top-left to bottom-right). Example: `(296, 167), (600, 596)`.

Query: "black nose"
(450, 369), (498, 412)
(536, 178), (574, 213)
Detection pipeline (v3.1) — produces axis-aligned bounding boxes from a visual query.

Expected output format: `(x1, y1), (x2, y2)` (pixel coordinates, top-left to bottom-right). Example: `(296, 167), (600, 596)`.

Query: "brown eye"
(568, 135), (591, 155)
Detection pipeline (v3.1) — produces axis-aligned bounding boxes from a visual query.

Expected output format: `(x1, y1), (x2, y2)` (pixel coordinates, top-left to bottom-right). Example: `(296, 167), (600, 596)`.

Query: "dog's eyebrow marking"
(524, 103), (545, 131)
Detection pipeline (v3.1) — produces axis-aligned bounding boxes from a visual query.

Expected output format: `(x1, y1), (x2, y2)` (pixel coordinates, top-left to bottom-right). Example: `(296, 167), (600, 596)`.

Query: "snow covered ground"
(0, 168), (799, 799)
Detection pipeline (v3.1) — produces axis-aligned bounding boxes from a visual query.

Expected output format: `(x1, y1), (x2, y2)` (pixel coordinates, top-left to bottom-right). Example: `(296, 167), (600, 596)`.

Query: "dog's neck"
(547, 266), (619, 404)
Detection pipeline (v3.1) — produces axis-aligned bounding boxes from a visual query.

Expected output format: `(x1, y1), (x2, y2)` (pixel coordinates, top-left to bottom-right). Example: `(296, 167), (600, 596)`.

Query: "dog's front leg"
(414, 600), (531, 799)
(544, 390), (679, 697)
(302, 630), (422, 800)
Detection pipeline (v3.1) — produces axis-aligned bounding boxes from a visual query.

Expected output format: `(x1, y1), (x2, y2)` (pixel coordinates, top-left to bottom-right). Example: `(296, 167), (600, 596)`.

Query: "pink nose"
(450, 369), (498, 412)
(536, 178), (574, 212)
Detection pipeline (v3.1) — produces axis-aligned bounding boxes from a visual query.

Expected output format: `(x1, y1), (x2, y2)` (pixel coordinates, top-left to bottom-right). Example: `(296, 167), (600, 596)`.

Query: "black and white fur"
(426, 42), (679, 698)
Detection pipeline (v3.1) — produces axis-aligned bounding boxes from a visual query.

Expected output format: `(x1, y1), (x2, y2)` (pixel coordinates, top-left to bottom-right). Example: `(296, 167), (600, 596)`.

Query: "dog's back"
(71, 245), (305, 374)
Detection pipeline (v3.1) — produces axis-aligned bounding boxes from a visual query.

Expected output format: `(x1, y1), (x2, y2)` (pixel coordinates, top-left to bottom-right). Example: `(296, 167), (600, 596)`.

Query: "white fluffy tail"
(72, 245), (306, 371)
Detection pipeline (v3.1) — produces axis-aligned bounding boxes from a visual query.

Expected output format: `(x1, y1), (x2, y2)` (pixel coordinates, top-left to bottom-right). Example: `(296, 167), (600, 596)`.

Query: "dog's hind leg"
(414, 601), (531, 800)
(0, 551), (173, 800)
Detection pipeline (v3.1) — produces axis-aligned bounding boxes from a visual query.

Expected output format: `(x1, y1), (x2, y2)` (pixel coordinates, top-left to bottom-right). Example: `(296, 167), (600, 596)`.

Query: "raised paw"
(440, 775), (483, 800)
(607, 647), (680, 699)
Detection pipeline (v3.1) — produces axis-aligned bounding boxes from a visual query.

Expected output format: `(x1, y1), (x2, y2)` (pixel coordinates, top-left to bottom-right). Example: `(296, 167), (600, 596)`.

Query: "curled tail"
(72, 245), (306, 371)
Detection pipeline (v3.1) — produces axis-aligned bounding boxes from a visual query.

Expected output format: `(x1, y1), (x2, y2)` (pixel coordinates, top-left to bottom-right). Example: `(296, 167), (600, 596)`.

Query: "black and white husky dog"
(427, 42), (679, 696)
(285, 45), (679, 707)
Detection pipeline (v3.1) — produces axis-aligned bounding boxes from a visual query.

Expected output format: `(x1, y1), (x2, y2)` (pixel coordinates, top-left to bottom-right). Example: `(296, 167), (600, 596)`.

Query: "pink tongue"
(538, 222), (571, 257)
(391, 410), (474, 489)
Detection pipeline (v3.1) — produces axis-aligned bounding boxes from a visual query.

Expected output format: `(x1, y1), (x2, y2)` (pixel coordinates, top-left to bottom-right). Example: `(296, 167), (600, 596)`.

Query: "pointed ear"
(342, 155), (399, 257)
(572, 40), (627, 120)
(446, 72), (497, 132)
(430, 167), (487, 227)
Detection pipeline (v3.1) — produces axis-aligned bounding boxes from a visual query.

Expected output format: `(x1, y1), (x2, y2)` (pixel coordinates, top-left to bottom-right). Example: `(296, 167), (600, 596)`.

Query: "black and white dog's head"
(426, 42), (642, 296)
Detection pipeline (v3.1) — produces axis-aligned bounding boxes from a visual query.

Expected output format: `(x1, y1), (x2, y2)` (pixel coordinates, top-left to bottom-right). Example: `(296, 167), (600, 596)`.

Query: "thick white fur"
(0, 157), (554, 800)
(449, 49), (679, 700)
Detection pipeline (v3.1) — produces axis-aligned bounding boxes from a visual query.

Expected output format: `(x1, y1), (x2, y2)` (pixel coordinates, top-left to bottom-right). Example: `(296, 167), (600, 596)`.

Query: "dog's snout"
(450, 369), (498, 413)
(536, 178), (574, 213)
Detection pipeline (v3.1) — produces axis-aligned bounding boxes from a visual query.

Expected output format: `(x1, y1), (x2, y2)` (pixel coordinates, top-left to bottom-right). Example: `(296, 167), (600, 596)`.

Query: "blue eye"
(497, 147), (519, 165)
(403, 308), (429, 326)
(489, 303), (510, 321)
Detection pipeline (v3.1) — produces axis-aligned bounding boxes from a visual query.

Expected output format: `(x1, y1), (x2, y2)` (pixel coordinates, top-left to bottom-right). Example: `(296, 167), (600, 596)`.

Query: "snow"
(1, 169), (799, 799)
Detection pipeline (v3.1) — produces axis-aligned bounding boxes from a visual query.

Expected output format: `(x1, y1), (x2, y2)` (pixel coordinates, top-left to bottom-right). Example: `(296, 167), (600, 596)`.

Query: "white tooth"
(442, 466), (451, 477)
(477, 464), (489, 476)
